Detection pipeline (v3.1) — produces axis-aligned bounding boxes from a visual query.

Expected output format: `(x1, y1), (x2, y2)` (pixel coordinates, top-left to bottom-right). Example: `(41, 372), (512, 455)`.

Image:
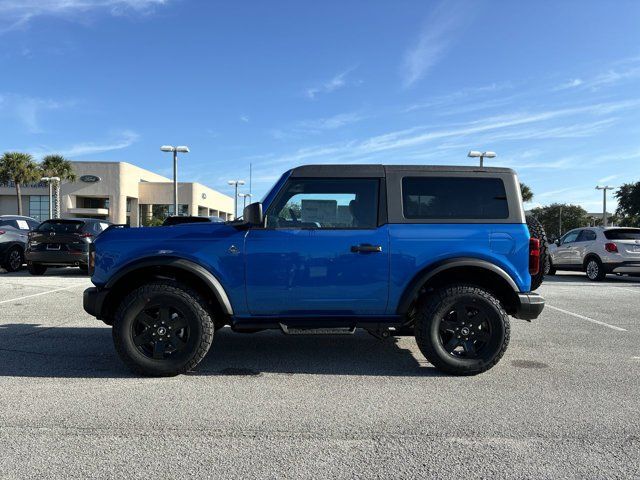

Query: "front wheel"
(2, 246), (24, 272)
(414, 285), (510, 375)
(585, 257), (606, 281)
(112, 282), (215, 376)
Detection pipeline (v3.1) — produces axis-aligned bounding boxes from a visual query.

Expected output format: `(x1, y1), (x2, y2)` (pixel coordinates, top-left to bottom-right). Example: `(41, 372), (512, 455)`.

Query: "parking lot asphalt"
(0, 268), (638, 479)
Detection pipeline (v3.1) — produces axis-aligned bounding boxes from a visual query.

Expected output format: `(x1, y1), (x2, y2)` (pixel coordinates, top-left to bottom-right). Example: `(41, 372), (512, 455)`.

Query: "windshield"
(38, 220), (84, 233)
(604, 229), (640, 240)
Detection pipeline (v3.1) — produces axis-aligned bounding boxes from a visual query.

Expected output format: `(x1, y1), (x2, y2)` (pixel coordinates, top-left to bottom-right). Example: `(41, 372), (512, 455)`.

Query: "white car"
(547, 227), (640, 281)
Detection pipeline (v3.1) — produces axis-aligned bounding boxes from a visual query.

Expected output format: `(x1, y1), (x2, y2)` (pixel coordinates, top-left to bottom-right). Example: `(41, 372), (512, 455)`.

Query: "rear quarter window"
(402, 177), (509, 220)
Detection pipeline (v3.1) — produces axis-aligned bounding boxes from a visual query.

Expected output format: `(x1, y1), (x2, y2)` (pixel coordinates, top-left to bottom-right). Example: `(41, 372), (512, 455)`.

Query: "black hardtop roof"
(289, 164), (516, 178)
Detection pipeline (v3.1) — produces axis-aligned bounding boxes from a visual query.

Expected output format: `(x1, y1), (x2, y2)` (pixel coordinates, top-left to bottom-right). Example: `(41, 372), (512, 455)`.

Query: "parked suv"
(26, 218), (111, 275)
(547, 227), (640, 280)
(0, 215), (40, 272)
(84, 165), (544, 377)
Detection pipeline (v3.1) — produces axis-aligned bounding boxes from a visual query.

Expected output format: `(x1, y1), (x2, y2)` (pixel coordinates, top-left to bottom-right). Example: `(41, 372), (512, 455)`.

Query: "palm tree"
(40, 154), (77, 182)
(520, 183), (534, 203)
(0, 152), (40, 216)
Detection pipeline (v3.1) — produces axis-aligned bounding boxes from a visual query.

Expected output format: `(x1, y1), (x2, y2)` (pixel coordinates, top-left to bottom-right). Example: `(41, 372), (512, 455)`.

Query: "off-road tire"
(112, 281), (215, 376)
(1, 246), (23, 272)
(414, 285), (510, 376)
(28, 263), (47, 275)
(526, 215), (548, 290)
(585, 257), (606, 281)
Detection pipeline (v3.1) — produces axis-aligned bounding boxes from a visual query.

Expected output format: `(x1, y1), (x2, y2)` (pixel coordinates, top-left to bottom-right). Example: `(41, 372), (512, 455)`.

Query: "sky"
(1, 0), (639, 212)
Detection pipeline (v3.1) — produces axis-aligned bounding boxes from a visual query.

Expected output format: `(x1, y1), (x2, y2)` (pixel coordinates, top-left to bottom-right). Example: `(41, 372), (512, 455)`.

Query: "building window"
(29, 195), (50, 221)
(79, 197), (109, 209)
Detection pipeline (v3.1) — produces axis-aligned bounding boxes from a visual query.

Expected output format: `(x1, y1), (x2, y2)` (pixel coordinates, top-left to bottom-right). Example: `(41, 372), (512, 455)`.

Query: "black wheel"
(2, 246), (24, 272)
(526, 215), (548, 290)
(28, 263), (47, 275)
(112, 282), (215, 376)
(545, 258), (556, 276)
(414, 285), (510, 376)
(78, 264), (89, 274)
(585, 257), (606, 281)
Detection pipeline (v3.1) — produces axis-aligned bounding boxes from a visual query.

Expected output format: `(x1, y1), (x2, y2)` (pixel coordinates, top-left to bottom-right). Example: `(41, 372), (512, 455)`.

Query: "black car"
(26, 218), (111, 275)
(0, 215), (40, 272)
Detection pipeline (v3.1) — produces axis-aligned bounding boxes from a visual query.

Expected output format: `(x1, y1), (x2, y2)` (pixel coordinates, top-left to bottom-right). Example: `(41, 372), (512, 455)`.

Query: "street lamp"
(160, 145), (190, 216)
(40, 176), (60, 219)
(227, 180), (246, 219)
(595, 185), (615, 227)
(468, 150), (496, 167)
(238, 193), (252, 211)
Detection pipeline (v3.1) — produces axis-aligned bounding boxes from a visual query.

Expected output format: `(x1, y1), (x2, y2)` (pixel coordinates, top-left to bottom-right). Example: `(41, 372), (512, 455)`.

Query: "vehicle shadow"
(0, 267), (88, 277)
(0, 324), (442, 379)
(544, 273), (640, 285)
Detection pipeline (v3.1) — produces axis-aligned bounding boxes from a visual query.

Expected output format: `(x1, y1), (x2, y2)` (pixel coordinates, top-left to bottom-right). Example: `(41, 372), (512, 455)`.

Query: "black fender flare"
(396, 257), (519, 315)
(105, 257), (234, 315)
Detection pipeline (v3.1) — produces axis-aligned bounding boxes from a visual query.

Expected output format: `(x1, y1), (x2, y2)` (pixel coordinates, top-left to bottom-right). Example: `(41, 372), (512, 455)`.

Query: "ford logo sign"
(80, 175), (101, 183)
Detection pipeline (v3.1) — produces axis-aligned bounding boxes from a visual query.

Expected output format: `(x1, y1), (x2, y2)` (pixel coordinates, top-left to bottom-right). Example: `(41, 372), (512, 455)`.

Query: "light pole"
(238, 193), (252, 211)
(558, 205), (563, 237)
(227, 180), (245, 219)
(41, 177), (53, 219)
(40, 176), (60, 219)
(160, 145), (190, 216)
(468, 150), (496, 167)
(595, 185), (615, 227)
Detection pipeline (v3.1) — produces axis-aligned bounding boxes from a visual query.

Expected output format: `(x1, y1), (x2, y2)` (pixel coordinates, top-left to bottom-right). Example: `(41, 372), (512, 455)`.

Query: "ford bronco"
(84, 165), (545, 376)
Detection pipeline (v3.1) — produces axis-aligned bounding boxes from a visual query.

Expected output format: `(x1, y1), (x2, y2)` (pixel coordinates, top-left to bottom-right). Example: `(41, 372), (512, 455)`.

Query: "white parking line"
(547, 305), (627, 332)
(0, 285), (85, 305)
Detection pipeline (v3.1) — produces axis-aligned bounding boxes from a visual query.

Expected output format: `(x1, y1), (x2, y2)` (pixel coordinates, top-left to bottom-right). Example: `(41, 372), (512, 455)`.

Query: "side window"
(561, 231), (580, 244)
(402, 177), (509, 219)
(577, 230), (596, 242)
(27, 220), (40, 231)
(266, 178), (379, 228)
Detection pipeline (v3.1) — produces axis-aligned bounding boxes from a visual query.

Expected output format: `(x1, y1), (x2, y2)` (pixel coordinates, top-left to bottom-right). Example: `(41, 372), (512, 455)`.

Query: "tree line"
(520, 181), (640, 240)
(0, 152), (76, 216)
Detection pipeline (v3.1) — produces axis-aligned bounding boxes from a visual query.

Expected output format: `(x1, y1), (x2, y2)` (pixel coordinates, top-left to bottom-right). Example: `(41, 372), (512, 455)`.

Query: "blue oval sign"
(80, 175), (101, 183)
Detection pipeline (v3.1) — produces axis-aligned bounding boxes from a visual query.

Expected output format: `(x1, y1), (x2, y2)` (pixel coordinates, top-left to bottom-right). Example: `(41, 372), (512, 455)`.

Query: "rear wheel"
(545, 258), (556, 275)
(414, 285), (510, 375)
(112, 282), (215, 376)
(585, 257), (606, 281)
(2, 246), (24, 272)
(28, 262), (47, 275)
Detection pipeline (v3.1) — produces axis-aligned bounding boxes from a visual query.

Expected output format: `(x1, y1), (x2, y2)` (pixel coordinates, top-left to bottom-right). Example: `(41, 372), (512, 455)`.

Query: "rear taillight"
(88, 244), (95, 275)
(0, 230), (5, 235)
(605, 242), (618, 253)
(529, 238), (540, 276)
(79, 233), (94, 238)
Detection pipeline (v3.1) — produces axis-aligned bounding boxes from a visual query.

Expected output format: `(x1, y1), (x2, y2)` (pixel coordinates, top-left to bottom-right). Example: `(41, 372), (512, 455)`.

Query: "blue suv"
(84, 165), (544, 376)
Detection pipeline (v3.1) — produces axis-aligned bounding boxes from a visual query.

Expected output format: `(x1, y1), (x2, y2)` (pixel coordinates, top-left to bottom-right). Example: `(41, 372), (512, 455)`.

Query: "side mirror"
(555, 239), (561, 246)
(243, 202), (264, 226)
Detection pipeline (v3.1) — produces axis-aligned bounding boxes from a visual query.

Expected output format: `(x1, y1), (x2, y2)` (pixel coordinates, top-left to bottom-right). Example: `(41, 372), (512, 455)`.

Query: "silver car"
(548, 227), (640, 281)
(0, 215), (40, 272)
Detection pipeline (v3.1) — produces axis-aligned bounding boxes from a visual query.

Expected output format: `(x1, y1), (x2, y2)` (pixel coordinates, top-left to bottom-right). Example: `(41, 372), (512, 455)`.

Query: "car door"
(574, 229), (596, 264)
(554, 230), (580, 265)
(244, 177), (389, 316)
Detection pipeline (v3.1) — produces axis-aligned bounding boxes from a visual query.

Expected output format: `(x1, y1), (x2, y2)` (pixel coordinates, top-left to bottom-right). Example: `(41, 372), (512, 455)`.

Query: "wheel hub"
(156, 326), (167, 336)
(460, 326), (470, 336)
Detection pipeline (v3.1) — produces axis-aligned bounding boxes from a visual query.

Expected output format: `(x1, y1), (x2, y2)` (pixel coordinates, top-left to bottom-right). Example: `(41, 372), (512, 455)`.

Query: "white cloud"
(30, 130), (139, 158)
(0, 93), (74, 133)
(0, 0), (169, 32)
(305, 67), (357, 99)
(401, 3), (469, 88)
(239, 115), (250, 123)
(272, 112), (366, 139)
(597, 174), (619, 184)
(556, 78), (583, 90)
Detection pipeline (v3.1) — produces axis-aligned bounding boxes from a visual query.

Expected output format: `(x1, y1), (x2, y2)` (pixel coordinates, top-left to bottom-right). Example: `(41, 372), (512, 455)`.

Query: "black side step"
(279, 324), (356, 335)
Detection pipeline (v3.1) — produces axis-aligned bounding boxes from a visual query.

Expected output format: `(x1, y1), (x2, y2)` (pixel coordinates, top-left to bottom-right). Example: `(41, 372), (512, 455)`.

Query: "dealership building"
(0, 161), (236, 225)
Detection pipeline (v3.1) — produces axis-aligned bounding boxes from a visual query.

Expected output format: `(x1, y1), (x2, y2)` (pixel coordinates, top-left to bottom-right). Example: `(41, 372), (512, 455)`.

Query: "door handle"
(351, 244), (382, 253)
